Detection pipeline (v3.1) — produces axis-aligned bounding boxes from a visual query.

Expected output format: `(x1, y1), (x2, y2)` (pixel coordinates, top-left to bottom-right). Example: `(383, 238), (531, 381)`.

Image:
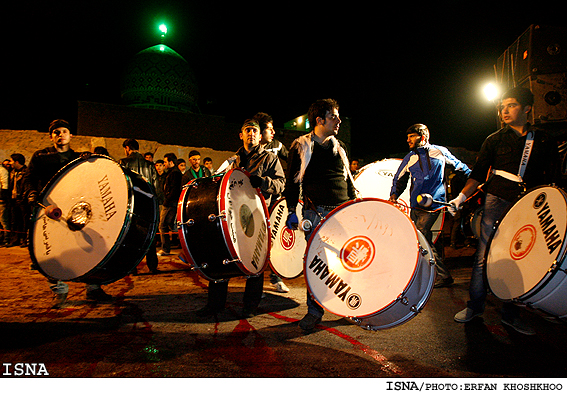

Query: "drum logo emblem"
(340, 236), (375, 272)
(280, 227), (295, 250)
(509, 225), (536, 260)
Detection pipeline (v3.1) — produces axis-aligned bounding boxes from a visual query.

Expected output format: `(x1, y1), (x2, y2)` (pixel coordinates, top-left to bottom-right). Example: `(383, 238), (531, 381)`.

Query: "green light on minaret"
(159, 24), (167, 43)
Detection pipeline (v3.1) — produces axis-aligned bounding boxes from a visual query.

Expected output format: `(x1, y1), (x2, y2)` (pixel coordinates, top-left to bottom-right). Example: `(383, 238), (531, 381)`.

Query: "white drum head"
(304, 198), (420, 317)
(487, 187), (567, 300)
(219, 169), (269, 276)
(269, 198), (306, 279)
(31, 157), (130, 281)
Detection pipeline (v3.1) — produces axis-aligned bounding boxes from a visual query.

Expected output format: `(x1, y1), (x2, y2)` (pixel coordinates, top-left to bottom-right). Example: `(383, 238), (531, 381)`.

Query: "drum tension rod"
(208, 211), (226, 222)
(177, 219), (195, 226)
(222, 258), (240, 265)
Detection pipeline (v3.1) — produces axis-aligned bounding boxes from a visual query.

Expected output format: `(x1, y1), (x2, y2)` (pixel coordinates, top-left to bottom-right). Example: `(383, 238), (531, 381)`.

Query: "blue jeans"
(302, 205), (334, 318)
(410, 208), (451, 280)
(468, 193), (518, 320)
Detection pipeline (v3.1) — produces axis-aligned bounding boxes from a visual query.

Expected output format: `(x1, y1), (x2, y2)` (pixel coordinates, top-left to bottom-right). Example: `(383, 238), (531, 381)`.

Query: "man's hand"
(249, 175), (262, 188)
(286, 212), (299, 230)
(447, 192), (467, 216)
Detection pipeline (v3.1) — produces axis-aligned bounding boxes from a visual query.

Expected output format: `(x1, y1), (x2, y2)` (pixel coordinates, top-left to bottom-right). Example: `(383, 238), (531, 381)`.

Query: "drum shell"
(177, 169), (270, 282)
(485, 186), (567, 317)
(177, 175), (245, 281)
(29, 155), (159, 285)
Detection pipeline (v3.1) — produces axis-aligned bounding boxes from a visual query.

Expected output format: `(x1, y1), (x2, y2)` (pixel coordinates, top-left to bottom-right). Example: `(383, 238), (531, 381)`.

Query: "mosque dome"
(120, 44), (198, 113)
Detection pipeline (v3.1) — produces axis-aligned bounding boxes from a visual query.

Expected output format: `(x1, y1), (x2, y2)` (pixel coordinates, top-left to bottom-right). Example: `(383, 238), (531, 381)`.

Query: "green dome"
(121, 44), (198, 113)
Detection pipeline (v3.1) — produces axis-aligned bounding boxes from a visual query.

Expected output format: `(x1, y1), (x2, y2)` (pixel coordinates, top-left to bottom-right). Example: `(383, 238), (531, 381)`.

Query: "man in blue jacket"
(390, 124), (470, 288)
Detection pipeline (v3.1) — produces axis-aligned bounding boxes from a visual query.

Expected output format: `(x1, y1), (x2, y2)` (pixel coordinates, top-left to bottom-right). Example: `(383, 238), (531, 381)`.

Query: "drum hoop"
(218, 168), (271, 275)
(485, 185), (567, 301)
(303, 197), (421, 317)
(30, 155), (135, 282)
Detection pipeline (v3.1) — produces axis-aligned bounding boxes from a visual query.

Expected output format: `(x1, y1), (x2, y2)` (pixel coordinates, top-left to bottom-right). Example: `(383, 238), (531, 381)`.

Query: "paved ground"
(2, 238), (567, 380)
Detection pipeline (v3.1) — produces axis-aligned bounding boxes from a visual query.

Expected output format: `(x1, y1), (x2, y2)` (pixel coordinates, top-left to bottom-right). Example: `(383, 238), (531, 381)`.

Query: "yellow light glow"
(483, 83), (499, 102)
(297, 116), (303, 125)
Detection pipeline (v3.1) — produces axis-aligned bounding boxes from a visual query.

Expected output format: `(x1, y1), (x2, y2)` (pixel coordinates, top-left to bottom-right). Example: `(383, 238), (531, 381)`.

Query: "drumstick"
(37, 202), (63, 220)
(416, 193), (453, 208)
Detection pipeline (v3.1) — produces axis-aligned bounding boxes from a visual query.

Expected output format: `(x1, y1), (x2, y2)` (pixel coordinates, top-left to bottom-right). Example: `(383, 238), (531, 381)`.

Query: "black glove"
(249, 175), (262, 188)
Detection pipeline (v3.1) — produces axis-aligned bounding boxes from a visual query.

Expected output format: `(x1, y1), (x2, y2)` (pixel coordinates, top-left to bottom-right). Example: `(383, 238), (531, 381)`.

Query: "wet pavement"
(2, 240), (567, 380)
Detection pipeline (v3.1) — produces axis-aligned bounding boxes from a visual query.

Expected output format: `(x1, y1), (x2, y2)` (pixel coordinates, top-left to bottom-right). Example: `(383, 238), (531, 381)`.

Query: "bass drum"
(486, 186), (567, 317)
(304, 198), (435, 330)
(268, 198), (306, 279)
(354, 159), (444, 243)
(29, 155), (158, 285)
(177, 168), (270, 282)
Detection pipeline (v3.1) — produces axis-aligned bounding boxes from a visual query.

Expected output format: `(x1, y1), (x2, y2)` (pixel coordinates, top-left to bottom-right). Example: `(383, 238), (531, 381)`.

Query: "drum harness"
(491, 129), (534, 193)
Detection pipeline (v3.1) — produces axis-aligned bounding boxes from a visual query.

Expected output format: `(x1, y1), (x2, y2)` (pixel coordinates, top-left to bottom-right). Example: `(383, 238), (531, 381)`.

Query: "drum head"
(304, 198), (420, 318)
(219, 168), (270, 276)
(486, 186), (567, 300)
(30, 156), (130, 281)
(268, 198), (306, 279)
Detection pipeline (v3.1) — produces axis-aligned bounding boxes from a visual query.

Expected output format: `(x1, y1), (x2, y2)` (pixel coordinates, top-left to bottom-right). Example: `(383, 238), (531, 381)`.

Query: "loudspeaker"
(496, 25), (567, 85)
(520, 73), (567, 123)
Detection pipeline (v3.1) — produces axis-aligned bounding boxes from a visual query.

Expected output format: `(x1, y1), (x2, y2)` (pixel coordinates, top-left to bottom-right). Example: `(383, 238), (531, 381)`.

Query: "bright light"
(297, 116), (303, 125)
(483, 83), (499, 102)
(159, 24), (168, 37)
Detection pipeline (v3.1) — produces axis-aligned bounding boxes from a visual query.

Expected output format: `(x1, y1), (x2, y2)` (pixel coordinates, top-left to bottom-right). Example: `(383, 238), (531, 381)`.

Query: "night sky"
(2, 1), (566, 161)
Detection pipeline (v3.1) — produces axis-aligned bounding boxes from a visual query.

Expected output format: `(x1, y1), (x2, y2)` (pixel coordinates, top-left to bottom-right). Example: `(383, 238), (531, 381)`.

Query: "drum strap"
(492, 130), (534, 183)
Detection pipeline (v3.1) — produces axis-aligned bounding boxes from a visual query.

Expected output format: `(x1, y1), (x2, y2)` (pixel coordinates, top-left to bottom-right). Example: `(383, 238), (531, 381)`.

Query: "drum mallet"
(37, 202), (63, 220)
(416, 193), (453, 208)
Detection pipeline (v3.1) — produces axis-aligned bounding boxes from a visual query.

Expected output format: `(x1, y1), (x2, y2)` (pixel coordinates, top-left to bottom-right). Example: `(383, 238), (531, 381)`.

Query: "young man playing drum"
(389, 124), (471, 288)
(450, 87), (559, 335)
(196, 118), (285, 318)
(23, 119), (113, 307)
(284, 98), (357, 331)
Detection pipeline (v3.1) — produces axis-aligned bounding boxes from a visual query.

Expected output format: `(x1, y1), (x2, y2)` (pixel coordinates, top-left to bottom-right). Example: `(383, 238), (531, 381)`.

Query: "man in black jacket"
(119, 139), (160, 274)
(158, 153), (182, 256)
(23, 119), (112, 307)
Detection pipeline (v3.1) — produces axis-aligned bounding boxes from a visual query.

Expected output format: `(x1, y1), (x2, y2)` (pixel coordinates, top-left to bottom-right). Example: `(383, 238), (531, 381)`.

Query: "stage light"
(483, 83), (499, 102)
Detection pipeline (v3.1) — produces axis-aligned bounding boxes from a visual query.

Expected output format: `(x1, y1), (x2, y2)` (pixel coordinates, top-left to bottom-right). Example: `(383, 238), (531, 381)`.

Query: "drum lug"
(177, 219), (195, 226)
(223, 258), (240, 265)
(410, 305), (419, 313)
(428, 258), (435, 266)
(208, 211), (226, 222)
(399, 296), (409, 305)
(419, 246), (429, 256)
(200, 263), (209, 269)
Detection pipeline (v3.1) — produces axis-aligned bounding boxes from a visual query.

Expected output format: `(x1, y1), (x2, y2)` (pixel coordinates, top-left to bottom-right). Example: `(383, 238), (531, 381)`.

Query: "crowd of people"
(2, 89), (562, 335)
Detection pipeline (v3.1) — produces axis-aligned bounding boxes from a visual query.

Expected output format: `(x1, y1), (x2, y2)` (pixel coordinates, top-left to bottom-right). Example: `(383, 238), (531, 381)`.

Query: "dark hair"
(93, 146), (110, 156)
(155, 159), (164, 165)
(501, 87), (534, 108)
(188, 150), (200, 158)
(406, 123), (429, 141)
(122, 138), (139, 150)
(48, 119), (71, 134)
(203, 157), (212, 163)
(164, 153), (177, 164)
(253, 112), (273, 132)
(10, 153), (25, 165)
(177, 158), (186, 164)
(308, 99), (339, 130)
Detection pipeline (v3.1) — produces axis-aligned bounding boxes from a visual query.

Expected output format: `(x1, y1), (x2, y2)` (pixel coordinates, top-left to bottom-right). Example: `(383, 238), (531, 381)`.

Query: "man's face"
(9, 158), (21, 170)
(240, 126), (261, 147)
(188, 155), (201, 170)
(144, 154), (153, 162)
(50, 127), (72, 148)
(499, 98), (529, 127)
(155, 162), (165, 174)
(407, 133), (423, 150)
(178, 162), (186, 173)
(164, 158), (174, 168)
(204, 160), (213, 170)
(260, 122), (275, 144)
(318, 108), (341, 136)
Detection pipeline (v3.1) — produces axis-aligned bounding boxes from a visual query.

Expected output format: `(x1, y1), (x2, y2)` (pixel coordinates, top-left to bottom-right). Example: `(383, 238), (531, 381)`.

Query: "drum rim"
(29, 155), (135, 282)
(177, 182), (197, 268)
(485, 185), (567, 302)
(303, 197), (421, 318)
(218, 168), (271, 276)
(267, 197), (305, 279)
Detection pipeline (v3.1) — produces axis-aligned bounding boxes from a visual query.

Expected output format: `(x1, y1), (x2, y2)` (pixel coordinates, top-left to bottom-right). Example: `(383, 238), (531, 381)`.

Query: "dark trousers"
(206, 272), (264, 311)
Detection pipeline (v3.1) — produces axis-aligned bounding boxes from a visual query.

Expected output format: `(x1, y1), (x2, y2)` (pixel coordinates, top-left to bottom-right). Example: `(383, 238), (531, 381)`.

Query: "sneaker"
(86, 288), (113, 302)
(157, 250), (172, 256)
(454, 307), (483, 323)
(272, 282), (290, 293)
(434, 277), (454, 288)
(501, 317), (536, 335)
(299, 313), (322, 331)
